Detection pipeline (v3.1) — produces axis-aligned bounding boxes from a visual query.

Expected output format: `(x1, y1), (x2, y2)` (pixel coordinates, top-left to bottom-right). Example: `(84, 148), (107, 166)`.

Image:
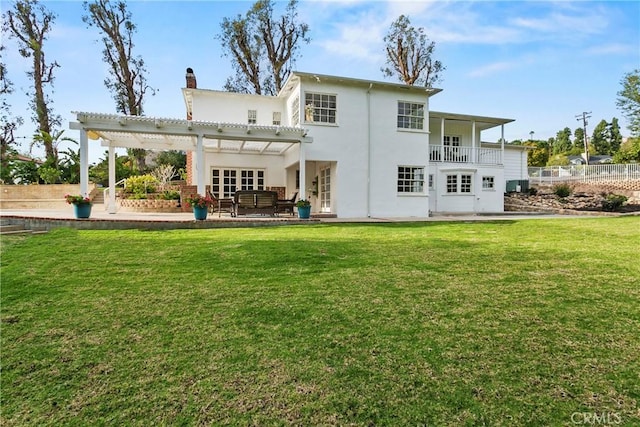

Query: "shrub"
(602, 194), (628, 212)
(38, 166), (61, 184)
(553, 183), (572, 198)
(528, 187), (538, 196)
(160, 190), (180, 200)
(124, 174), (158, 194)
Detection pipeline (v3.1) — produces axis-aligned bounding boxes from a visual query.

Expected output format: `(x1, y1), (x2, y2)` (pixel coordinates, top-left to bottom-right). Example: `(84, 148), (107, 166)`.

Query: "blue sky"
(3, 0), (639, 163)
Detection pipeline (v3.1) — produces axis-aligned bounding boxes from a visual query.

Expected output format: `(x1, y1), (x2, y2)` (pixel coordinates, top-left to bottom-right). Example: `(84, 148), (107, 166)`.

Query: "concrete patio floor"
(1, 204), (616, 232)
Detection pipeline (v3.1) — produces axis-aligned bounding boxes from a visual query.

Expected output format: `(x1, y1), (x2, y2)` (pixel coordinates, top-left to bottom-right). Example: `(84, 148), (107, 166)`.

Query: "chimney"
(186, 67), (197, 89)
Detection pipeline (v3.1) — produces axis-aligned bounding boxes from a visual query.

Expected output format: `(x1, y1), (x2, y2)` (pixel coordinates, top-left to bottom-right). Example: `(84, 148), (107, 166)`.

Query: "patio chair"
(276, 191), (298, 216)
(207, 190), (235, 217)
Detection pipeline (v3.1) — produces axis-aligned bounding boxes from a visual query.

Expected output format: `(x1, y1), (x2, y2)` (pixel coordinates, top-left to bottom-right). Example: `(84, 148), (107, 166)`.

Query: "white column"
(471, 120), (477, 163)
(299, 140), (306, 201)
(196, 134), (205, 195)
(500, 124), (505, 165)
(80, 129), (89, 196)
(108, 145), (116, 214)
(440, 117), (445, 160)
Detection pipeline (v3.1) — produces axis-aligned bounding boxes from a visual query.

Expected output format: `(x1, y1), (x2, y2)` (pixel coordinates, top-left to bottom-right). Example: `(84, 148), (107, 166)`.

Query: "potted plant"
(296, 198), (311, 219)
(185, 193), (214, 220)
(65, 194), (92, 219)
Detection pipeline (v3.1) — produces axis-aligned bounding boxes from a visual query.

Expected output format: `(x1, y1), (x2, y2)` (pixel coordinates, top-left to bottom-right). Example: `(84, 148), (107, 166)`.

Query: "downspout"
(367, 83), (373, 218)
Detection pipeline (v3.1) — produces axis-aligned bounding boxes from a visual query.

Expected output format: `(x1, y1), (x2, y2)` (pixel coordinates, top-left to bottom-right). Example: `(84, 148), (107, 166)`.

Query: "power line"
(576, 111), (591, 165)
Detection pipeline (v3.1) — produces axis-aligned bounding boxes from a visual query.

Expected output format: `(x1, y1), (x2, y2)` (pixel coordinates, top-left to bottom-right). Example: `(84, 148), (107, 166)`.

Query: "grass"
(1, 217), (639, 426)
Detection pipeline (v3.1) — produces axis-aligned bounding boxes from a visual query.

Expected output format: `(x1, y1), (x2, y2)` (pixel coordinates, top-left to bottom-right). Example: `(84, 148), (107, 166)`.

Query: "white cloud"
(467, 60), (519, 78)
(586, 43), (636, 56)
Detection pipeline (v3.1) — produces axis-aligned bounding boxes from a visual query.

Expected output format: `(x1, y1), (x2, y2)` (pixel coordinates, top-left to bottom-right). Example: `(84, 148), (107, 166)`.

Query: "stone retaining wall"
(0, 184), (96, 209)
(117, 199), (181, 213)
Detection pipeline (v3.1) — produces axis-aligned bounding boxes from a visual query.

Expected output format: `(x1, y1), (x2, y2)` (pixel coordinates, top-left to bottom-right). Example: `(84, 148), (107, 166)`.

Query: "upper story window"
(397, 166), (425, 193)
(248, 110), (257, 124)
(272, 112), (281, 126)
(397, 101), (424, 130)
(291, 96), (300, 126)
(305, 92), (337, 124)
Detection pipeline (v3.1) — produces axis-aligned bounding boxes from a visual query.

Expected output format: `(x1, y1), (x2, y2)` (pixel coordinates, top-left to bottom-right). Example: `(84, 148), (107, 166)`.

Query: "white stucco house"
(71, 69), (528, 218)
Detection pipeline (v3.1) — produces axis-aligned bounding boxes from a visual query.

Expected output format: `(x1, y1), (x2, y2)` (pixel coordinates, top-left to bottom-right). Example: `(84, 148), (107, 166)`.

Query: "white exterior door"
(320, 167), (331, 213)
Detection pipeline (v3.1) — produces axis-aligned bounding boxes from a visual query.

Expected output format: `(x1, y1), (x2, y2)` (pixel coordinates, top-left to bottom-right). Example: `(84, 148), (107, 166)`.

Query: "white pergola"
(70, 112), (313, 214)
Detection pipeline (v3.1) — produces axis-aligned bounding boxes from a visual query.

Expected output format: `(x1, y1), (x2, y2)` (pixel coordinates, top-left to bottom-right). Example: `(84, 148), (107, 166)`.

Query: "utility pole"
(576, 112), (591, 165)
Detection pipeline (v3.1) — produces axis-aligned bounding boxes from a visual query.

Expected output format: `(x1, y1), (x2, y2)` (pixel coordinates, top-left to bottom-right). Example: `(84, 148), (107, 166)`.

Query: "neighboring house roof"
(568, 155), (613, 165)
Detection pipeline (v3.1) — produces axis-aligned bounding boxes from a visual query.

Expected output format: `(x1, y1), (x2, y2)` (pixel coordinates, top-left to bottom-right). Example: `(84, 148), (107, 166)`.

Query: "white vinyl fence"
(528, 164), (640, 185)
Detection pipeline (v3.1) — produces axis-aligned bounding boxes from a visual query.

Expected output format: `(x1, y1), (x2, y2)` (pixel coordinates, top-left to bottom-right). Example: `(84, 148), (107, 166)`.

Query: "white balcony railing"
(429, 145), (502, 165)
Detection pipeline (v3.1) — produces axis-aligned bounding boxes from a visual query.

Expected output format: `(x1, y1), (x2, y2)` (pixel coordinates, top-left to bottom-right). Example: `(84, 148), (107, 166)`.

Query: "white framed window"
(482, 176), (495, 190)
(446, 173), (473, 194)
(397, 166), (425, 193)
(446, 175), (457, 193)
(461, 174), (472, 193)
(272, 112), (281, 126)
(397, 101), (424, 130)
(248, 110), (257, 124)
(211, 168), (265, 198)
(291, 96), (300, 126)
(304, 92), (337, 124)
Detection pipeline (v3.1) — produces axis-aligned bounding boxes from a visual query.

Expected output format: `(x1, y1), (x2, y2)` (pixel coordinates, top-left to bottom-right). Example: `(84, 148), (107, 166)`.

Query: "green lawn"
(1, 217), (639, 426)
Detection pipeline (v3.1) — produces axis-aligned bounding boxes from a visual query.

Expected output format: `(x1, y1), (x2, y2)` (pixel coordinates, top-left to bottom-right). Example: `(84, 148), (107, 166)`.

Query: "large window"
(211, 168), (265, 198)
(446, 173), (473, 194)
(397, 166), (425, 193)
(305, 92), (337, 124)
(397, 101), (424, 130)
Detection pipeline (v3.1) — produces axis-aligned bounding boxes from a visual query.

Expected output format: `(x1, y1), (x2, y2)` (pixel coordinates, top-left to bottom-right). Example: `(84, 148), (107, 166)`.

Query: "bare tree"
(218, 0), (309, 96)
(382, 15), (444, 88)
(0, 44), (24, 183)
(3, 0), (60, 161)
(83, 0), (155, 171)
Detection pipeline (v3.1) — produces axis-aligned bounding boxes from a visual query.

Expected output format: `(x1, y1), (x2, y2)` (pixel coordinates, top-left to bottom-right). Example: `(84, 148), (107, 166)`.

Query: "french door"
(211, 168), (264, 198)
(319, 167), (331, 213)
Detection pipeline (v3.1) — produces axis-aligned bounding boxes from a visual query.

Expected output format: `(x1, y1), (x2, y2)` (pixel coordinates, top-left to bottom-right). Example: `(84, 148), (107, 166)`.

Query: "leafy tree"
(381, 15), (444, 87)
(0, 44), (24, 183)
(613, 137), (640, 163)
(524, 140), (549, 167)
(572, 127), (585, 154)
(89, 150), (133, 186)
(547, 154), (570, 166)
(616, 69), (640, 137)
(83, 0), (155, 171)
(608, 117), (622, 154)
(218, 0), (309, 95)
(591, 119), (610, 155)
(154, 150), (186, 171)
(553, 127), (572, 154)
(11, 160), (40, 184)
(3, 0), (61, 161)
(59, 143), (81, 183)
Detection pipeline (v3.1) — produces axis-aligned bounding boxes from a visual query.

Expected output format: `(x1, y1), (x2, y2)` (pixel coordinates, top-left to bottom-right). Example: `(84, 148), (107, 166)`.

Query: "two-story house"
(183, 69), (527, 217)
(71, 68), (528, 217)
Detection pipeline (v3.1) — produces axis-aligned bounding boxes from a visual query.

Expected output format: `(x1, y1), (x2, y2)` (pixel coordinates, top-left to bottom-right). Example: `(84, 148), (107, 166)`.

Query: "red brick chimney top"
(186, 67), (197, 89)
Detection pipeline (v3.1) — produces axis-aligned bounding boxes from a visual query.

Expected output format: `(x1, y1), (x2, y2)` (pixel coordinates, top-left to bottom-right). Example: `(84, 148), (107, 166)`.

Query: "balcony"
(429, 145), (502, 165)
